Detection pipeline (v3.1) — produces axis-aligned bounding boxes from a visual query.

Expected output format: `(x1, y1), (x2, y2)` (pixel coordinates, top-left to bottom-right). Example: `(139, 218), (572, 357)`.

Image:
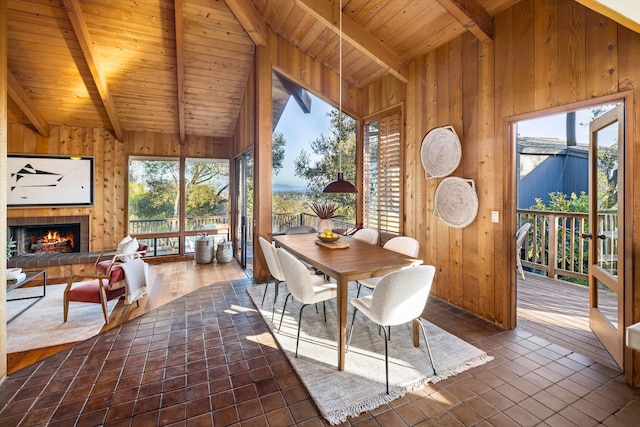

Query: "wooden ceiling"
(6, 0), (522, 142)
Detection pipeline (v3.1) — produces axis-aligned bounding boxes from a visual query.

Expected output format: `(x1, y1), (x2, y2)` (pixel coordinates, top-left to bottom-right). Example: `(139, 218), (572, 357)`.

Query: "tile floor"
(1, 278), (640, 426)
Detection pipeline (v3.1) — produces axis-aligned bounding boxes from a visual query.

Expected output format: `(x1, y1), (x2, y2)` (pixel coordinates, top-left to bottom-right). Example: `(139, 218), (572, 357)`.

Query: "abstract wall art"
(7, 155), (94, 207)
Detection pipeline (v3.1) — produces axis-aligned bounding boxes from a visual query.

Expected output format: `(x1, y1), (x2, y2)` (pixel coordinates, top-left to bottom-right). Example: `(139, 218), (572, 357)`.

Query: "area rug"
(247, 282), (493, 425)
(6, 284), (118, 353)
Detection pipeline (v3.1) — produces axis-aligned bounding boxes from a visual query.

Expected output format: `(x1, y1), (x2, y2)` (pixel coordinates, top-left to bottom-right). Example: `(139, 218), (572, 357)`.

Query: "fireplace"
(8, 216), (89, 256)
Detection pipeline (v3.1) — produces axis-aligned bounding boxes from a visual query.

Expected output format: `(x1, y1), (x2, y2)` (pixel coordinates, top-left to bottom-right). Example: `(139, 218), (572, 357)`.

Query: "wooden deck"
(517, 272), (618, 370)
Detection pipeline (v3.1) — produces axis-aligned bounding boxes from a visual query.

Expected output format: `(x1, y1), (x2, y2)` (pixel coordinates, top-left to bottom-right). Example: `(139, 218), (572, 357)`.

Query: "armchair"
(64, 240), (148, 324)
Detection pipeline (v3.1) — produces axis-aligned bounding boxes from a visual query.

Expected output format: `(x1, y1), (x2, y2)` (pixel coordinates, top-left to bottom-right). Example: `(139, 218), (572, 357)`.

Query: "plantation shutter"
(363, 108), (402, 241)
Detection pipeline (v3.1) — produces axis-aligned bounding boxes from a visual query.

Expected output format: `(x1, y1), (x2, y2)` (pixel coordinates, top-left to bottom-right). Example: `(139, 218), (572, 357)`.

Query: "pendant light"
(323, 0), (357, 194)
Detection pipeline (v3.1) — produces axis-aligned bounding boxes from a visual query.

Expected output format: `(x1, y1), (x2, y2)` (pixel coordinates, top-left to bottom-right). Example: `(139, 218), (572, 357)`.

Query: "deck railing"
(272, 213), (355, 234)
(129, 216), (228, 234)
(517, 209), (618, 282)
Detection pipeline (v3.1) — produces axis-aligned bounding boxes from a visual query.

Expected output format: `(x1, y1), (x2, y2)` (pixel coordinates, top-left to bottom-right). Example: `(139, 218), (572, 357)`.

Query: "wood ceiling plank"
(223, 0), (268, 46)
(174, 0), (185, 144)
(296, 0), (409, 83)
(436, 0), (494, 42)
(63, 0), (123, 140)
(6, 70), (50, 138)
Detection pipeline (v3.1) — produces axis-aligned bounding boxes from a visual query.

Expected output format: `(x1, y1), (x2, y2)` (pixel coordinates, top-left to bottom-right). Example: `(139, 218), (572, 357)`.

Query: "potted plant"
(6, 237), (17, 260)
(309, 202), (343, 232)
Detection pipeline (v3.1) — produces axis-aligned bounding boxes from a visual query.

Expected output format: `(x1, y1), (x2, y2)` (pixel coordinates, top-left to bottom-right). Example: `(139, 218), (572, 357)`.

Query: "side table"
(6, 269), (47, 324)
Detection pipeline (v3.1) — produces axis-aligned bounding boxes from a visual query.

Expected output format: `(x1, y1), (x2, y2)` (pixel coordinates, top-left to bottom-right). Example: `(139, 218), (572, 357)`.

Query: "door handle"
(597, 234), (607, 240)
(581, 233), (592, 239)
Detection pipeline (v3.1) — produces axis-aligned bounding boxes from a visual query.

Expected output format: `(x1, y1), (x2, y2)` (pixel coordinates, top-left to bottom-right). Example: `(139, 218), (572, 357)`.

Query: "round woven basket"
(421, 125), (461, 178)
(433, 177), (478, 228)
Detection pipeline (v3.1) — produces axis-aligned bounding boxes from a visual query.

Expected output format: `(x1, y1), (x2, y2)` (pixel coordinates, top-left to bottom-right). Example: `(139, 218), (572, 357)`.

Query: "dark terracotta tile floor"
(2, 278), (640, 426)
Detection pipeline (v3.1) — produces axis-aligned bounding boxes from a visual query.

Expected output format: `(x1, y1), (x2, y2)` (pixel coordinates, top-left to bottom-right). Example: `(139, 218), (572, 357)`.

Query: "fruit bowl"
(317, 233), (340, 243)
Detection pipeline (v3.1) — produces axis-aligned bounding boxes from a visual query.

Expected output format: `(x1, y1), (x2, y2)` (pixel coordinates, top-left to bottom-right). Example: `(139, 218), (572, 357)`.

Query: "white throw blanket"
(119, 258), (149, 304)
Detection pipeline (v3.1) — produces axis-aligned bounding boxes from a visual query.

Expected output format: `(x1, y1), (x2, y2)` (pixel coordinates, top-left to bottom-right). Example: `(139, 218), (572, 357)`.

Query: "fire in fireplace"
(11, 223), (81, 255)
(30, 228), (76, 253)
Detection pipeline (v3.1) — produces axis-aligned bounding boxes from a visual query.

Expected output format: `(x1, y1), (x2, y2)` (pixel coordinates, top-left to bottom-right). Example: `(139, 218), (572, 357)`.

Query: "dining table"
(272, 233), (423, 371)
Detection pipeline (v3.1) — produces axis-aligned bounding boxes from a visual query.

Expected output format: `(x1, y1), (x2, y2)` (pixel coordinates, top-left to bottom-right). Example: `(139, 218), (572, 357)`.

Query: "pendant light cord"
(338, 0), (343, 174)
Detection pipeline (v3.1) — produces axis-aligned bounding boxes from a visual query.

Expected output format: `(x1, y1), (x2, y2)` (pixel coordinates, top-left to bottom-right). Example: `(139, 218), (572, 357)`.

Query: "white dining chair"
(515, 222), (531, 280)
(356, 236), (420, 296)
(348, 265), (437, 394)
(352, 228), (379, 245)
(276, 248), (338, 357)
(258, 236), (287, 321)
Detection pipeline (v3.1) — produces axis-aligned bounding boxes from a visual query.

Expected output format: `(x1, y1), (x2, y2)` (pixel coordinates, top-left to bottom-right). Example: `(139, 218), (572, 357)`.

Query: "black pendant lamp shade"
(323, 172), (357, 193)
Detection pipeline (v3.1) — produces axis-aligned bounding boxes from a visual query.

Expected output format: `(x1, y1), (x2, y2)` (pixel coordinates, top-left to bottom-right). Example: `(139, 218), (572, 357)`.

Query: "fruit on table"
(320, 229), (339, 238)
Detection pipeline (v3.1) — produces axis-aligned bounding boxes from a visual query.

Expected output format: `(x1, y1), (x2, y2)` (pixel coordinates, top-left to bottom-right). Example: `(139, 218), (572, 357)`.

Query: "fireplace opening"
(11, 223), (81, 255)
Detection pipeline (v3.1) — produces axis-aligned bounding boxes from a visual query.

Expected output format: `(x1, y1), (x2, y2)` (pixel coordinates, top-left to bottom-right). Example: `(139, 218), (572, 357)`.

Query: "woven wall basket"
(433, 177), (478, 228)
(421, 125), (461, 179)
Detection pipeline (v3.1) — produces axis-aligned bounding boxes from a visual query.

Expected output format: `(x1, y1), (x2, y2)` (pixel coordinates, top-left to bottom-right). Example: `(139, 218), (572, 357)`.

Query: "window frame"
(362, 106), (404, 244)
(127, 155), (230, 257)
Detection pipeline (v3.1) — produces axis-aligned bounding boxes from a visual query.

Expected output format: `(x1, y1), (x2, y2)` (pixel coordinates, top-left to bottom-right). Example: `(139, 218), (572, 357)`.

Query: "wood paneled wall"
(6, 123), (231, 257)
(401, 0), (640, 382)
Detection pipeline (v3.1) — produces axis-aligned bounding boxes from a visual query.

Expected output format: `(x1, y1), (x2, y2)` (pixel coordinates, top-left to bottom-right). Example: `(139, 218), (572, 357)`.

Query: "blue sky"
(273, 94), (334, 188)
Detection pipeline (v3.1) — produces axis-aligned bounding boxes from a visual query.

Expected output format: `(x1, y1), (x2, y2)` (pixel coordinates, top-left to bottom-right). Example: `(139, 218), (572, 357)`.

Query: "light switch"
(491, 211), (499, 223)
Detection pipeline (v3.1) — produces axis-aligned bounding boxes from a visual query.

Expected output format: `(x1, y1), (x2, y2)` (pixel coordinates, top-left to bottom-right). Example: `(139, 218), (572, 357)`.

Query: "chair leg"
(347, 307), (358, 352)
(381, 325), (390, 394)
(278, 293), (292, 331)
(295, 304), (309, 358)
(355, 282), (362, 298)
(98, 282), (110, 325)
(261, 281), (271, 306)
(417, 318), (437, 376)
(63, 297), (69, 322)
(323, 300), (327, 322)
(271, 279), (281, 322)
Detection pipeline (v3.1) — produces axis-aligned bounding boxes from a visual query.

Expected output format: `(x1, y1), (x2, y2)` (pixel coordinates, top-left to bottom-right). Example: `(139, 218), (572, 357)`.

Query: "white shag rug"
(247, 282), (493, 425)
(6, 283), (118, 353)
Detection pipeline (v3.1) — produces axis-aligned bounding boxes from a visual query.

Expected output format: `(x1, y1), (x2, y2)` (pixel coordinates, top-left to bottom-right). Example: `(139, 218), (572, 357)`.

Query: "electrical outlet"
(491, 211), (499, 223)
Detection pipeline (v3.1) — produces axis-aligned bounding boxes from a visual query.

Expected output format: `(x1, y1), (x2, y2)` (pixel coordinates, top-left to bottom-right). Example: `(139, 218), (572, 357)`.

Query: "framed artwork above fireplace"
(7, 155), (94, 207)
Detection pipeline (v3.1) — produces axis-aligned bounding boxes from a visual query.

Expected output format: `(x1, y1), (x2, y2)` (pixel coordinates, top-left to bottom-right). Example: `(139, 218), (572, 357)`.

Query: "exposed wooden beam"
(436, 0), (494, 42)
(276, 74), (312, 114)
(7, 70), (50, 138)
(174, 0), (186, 144)
(296, 0), (409, 83)
(63, 0), (123, 141)
(224, 0), (268, 47)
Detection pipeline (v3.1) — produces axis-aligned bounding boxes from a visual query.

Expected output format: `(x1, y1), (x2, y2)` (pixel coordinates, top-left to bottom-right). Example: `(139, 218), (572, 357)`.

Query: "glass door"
(587, 103), (624, 369)
(233, 150), (253, 270)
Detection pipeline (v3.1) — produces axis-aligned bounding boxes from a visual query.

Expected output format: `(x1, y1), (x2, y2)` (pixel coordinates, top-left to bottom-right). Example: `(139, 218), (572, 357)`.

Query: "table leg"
(337, 276), (348, 371)
(412, 319), (420, 347)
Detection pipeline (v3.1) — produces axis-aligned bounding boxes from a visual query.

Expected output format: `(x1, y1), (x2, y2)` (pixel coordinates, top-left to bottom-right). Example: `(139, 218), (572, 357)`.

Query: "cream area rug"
(6, 283), (118, 353)
(247, 282), (493, 425)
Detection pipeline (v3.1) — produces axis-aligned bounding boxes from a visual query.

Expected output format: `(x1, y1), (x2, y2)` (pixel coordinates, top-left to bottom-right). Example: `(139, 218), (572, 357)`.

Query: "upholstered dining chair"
(356, 236), (420, 296)
(64, 239), (148, 324)
(258, 236), (287, 321)
(516, 222), (531, 280)
(348, 265), (437, 394)
(352, 228), (379, 245)
(276, 248), (337, 357)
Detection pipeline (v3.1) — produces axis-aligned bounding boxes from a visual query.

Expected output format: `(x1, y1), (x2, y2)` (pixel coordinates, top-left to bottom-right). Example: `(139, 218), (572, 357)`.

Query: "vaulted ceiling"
(6, 0), (579, 143)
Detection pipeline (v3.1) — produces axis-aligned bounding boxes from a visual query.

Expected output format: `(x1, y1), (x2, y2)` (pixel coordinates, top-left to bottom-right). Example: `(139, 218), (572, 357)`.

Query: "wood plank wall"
(1, 0), (8, 380)
(6, 123), (232, 280)
(400, 0), (640, 383)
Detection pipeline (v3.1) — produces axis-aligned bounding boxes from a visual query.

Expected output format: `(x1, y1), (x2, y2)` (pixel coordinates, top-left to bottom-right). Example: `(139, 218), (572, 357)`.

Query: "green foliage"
(293, 109), (356, 221)
(6, 237), (17, 260)
(531, 191), (589, 213)
(129, 159), (229, 222)
(272, 132), (286, 175)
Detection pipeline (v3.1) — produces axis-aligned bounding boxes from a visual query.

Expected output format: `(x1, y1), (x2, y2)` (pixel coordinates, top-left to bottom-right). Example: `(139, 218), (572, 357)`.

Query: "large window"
(363, 108), (402, 242)
(128, 157), (229, 256)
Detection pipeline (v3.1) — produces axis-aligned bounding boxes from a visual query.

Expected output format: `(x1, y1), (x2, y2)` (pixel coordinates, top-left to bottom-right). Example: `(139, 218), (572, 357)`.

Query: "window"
(128, 157), (229, 256)
(363, 108), (403, 242)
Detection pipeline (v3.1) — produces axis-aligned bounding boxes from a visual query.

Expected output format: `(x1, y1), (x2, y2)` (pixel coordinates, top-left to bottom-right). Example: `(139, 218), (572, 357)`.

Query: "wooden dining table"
(272, 233), (423, 371)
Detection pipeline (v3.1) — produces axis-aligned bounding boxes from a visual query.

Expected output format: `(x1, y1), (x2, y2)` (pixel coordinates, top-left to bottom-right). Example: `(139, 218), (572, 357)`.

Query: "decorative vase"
(317, 219), (334, 233)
